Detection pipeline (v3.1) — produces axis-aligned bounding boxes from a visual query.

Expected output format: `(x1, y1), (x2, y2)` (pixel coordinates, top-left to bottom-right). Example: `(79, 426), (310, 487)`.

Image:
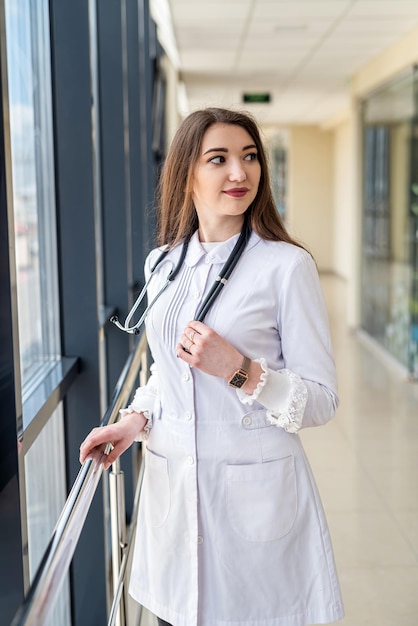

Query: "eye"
(209, 155), (226, 164)
(244, 152), (258, 161)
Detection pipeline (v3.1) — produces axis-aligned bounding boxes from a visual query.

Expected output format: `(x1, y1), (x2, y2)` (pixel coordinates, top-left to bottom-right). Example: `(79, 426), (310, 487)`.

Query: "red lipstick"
(224, 187), (249, 198)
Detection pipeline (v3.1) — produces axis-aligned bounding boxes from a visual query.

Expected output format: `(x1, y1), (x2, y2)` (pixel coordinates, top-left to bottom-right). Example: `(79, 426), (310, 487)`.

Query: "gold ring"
(190, 331), (195, 342)
(182, 338), (193, 353)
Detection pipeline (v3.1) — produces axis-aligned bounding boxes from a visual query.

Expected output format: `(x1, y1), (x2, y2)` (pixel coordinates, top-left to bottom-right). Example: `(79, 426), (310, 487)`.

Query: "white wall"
(287, 126), (334, 271)
(330, 105), (362, 327)
(333, 118), (352, 280)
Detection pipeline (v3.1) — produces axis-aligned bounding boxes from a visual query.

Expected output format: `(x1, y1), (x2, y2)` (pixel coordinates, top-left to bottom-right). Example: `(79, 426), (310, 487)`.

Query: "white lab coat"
(128, 231), (344, 626)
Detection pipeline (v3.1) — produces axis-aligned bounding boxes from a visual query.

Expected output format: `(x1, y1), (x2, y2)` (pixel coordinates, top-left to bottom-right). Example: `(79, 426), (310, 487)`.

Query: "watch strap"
(239, 356), (251, 374)
(228, 355), (251, 388)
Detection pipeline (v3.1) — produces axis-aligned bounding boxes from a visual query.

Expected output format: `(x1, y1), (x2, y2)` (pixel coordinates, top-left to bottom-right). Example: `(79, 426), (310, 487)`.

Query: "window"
(24, 404), (71, 626)
(4, 4), (70, 623)
(361, 70), (417, 372)
(5, 0), (60, 391)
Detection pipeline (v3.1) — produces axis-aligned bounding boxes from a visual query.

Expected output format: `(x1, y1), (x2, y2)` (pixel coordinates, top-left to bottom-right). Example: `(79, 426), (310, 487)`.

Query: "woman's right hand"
(79, 411), (147, 470)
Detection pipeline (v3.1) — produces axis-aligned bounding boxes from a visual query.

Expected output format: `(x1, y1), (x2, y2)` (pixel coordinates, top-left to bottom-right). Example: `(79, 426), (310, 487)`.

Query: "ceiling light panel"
(247, 18), (337, 39)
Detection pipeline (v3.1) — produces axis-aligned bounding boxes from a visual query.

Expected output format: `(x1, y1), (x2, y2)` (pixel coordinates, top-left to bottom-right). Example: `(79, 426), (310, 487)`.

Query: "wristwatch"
(228, 356), (251, 389)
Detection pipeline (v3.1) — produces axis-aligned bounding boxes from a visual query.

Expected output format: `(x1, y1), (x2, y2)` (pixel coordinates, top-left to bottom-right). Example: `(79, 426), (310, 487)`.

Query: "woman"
(80, 108), (344, 626)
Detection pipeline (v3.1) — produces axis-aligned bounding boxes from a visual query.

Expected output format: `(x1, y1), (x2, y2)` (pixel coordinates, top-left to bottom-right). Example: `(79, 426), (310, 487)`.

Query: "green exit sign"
(242, 93), (271, 103)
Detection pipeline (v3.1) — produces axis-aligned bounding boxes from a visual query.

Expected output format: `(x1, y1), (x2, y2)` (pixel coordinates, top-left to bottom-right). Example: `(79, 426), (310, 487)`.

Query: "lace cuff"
(236, 358), (270, 405)
(119, 407), (152, 441)
(236, 358), (308, 433)
(119, 386), (157, 442)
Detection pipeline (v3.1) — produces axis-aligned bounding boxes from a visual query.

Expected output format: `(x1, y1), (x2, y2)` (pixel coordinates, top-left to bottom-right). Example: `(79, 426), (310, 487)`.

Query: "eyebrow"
(202, 144), (257, 155)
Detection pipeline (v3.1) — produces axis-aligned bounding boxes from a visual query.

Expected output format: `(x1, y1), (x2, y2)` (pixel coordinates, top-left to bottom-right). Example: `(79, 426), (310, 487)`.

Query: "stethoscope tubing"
(110, 217), (250, 334)
(194, 218), (251, 322)
(110, 241), (190, 334)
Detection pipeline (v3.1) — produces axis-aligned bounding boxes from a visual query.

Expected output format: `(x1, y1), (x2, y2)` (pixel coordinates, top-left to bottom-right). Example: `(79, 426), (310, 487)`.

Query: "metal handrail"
(108, 450), (145, 626)
(11, 331), (148, 626)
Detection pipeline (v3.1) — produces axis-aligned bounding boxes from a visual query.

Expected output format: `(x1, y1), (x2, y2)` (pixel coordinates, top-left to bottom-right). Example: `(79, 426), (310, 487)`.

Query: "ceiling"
(152, 0), (418, 126)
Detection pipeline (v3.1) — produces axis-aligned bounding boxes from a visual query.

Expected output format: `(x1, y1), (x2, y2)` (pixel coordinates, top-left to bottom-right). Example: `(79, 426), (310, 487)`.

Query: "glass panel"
(24, 404), (71, 626)
(361, 71), (417, 372)
(363, 72), (416, 125)
(409, 118), (418, 377)
(268, 130), (288, 219)
(5, 0), (60, 390)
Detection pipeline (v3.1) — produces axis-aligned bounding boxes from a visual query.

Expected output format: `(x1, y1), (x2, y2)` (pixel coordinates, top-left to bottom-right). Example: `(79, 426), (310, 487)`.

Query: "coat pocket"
(226, 455), (297, 542)
(144, 447), (171, 527)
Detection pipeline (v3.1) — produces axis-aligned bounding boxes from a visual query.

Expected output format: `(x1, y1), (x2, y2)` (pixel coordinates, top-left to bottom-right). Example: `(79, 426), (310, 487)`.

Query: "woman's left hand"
(176, 321), (244, 381)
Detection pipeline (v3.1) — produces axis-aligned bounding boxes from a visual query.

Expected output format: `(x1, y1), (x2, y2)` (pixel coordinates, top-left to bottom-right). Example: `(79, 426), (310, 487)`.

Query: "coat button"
(185, 411), (193, 421)
(197, 535), (204, 544)
(242, 416), (252, 427)
(186, 456), (194, 465)
(193, 291), (200, 299)
(182, 372), (190, 382)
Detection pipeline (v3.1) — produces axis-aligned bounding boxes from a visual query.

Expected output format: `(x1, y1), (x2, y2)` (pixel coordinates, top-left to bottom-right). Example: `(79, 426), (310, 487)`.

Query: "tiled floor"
(139, 275), (418, 625)
(300, 274), (418, 625)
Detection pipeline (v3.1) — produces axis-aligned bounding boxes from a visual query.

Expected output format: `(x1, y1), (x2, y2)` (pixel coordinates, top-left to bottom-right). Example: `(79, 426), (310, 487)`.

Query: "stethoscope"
(110, 216), (252, 335)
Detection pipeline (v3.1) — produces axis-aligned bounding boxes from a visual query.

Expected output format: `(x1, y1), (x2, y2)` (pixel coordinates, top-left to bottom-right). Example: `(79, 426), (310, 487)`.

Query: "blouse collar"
(184, 229), (260, 267)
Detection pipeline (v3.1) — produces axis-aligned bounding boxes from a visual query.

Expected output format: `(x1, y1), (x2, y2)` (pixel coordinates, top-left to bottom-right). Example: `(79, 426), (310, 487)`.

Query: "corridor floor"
(300, 274), (418, 625)
(140, 274), (418, 626)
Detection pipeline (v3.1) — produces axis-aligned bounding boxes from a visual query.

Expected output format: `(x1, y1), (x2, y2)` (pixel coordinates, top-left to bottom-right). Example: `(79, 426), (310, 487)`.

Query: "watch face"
(229, 370), (248, 388)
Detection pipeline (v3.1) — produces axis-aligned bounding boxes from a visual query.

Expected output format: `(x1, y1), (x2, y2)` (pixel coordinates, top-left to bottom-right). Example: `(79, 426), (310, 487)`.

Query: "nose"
(228, 160), (246, 182)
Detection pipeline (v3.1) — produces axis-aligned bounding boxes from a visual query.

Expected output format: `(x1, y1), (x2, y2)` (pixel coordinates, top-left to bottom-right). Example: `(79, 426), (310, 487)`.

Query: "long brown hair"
(156, 107), (302, 249)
